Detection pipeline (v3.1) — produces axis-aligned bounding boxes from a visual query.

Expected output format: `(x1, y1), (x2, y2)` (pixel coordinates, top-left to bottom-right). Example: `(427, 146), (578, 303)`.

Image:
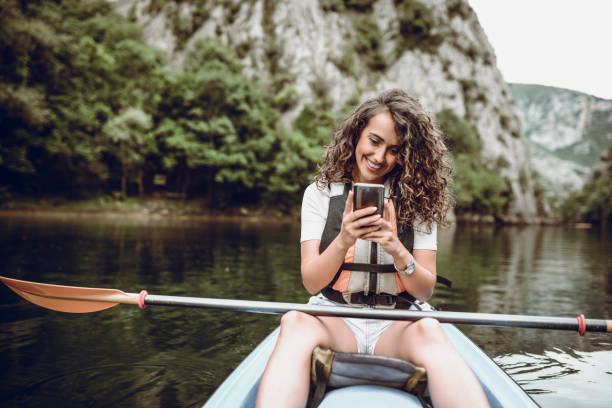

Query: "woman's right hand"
(337, 191), (382, 250)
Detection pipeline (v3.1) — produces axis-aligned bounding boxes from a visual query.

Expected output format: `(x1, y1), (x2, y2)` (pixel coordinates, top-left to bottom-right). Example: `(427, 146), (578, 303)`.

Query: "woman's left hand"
(360, 199), (404, 258)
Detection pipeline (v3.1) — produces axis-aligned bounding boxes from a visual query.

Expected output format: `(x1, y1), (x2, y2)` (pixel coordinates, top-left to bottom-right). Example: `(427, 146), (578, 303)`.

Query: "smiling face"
(352, 111), (401, 184)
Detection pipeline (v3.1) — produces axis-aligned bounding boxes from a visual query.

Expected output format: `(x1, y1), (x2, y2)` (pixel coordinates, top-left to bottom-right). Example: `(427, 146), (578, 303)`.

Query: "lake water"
(0, 214), (610, 407)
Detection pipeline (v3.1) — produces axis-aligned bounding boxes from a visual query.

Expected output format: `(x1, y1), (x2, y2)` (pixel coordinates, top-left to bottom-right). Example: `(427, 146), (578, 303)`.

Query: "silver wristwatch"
(395, 258), (415, 276)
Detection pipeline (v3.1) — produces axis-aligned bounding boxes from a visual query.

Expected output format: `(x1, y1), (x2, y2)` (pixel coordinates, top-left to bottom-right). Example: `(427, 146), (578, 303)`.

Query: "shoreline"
(0, 203), (301, 224)
(0, 207), (564, 227)
(0, 198), (567, 226)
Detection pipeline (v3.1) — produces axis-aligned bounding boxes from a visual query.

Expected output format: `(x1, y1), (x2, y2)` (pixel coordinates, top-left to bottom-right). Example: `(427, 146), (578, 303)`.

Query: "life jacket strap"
(348, 292), (397, 306)
(340, 263), (396, 272)
(340, 262), (453, 289)
(436, 275), (452, 288)
(321, 286), (418, 309)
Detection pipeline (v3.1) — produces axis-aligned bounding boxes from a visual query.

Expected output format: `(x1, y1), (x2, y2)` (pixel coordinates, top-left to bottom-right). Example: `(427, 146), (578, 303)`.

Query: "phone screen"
(353, 183), (384, 217)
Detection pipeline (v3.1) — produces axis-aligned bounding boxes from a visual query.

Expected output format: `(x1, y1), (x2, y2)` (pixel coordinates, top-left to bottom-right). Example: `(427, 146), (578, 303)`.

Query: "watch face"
(405, 262), (415, 275)
(396, 260), (415, 275)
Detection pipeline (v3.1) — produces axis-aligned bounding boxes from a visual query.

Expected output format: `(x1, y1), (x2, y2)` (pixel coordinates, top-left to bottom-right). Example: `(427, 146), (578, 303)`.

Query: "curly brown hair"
(314, 89), (453, 231)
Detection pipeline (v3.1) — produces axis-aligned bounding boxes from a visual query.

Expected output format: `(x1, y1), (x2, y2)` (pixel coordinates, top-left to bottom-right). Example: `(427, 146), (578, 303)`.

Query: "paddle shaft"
(144, 294), (611, 333)
(1, 276), (608, 334)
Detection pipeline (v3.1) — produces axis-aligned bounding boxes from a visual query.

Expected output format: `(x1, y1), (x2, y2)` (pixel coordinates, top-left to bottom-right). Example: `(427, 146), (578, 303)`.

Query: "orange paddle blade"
(0, 276), (139, 313)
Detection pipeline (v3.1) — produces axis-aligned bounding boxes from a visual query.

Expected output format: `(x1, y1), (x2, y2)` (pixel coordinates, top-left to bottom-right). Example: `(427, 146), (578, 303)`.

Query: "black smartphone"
(353, 183), (384, 217)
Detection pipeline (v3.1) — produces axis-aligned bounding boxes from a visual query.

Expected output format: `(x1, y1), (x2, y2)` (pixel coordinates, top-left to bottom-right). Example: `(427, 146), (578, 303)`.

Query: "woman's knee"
(280, 310), (311, 331)
(279, 311), (322, 341)
(409, 318), (447, 344)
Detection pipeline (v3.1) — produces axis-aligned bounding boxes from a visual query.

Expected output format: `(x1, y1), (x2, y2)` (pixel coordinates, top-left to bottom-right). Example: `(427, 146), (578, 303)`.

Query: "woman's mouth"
(365, 158), (382, 172)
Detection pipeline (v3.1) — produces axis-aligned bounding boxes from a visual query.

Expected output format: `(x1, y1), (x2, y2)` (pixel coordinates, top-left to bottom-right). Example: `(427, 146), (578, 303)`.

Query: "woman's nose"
(373, 147), (385, 162)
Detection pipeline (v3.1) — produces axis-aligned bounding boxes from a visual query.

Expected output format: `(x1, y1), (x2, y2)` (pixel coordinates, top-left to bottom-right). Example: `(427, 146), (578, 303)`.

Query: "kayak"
(203, 323), (539, 407)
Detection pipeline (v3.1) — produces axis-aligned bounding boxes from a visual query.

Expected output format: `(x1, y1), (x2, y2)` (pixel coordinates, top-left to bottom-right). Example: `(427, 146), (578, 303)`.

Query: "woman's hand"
(360, 199), (404, 258)
(337, 191), (383, 250)
(301, 191), (383, 294)
(360, 199), (436, 301)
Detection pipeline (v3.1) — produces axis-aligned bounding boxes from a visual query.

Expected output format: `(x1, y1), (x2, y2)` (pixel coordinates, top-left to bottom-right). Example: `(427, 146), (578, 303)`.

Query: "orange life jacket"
(318, 183), (450, 308)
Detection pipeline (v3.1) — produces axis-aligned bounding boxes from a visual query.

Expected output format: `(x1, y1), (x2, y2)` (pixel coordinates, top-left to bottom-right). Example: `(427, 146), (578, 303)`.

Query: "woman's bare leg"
(375, 318), (490, 408)
(256, 311), (357, 408)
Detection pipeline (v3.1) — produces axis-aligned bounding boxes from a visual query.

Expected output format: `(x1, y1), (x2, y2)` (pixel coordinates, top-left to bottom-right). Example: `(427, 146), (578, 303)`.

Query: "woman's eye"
(369, 138), (380, 145)
(390, 148), (400, 155)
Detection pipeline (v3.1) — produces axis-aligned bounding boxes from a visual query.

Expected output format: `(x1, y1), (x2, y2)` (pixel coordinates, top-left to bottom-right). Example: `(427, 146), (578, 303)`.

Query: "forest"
(1, 0), (608, 222)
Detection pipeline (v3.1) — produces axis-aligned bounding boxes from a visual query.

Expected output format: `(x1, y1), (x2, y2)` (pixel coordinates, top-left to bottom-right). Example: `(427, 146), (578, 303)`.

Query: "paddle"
(1, 276), (610, 335)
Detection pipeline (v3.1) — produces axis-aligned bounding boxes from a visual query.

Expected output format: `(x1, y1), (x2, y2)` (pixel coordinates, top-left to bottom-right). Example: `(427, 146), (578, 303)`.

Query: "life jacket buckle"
(348, 292), (396, 307)
(375, 294), (396, 306)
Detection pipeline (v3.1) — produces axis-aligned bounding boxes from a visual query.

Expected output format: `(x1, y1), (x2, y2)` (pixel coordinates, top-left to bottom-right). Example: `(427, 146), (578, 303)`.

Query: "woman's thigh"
(280, 311), (358, 354)
(313, 315), (359, 353)
(373, 320), (412, 359)
(373, 318), (447, 365)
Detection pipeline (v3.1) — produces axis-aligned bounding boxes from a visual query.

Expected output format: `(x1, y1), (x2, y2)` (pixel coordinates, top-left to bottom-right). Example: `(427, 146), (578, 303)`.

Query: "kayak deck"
(203, 324), (538, 407)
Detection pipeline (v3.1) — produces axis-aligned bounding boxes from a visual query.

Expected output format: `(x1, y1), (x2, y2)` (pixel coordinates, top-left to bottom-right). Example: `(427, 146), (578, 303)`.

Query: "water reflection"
(499, 349), (612, 405)
(436, 224), (612, 407)
(0, 215), (610, 407)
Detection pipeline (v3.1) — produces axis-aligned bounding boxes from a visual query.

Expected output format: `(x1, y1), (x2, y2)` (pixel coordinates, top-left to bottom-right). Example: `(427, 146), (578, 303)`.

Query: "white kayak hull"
(204, 324), (538, 407)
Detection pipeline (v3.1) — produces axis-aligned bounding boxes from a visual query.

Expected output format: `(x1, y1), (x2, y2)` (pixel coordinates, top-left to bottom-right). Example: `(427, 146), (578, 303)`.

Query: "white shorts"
(307, 293), (433, 355)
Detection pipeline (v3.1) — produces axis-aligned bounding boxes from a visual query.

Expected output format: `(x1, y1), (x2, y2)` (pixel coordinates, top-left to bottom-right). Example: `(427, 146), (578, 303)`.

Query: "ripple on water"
(5, 360), (213, 407)
(496, 348), (612, 407)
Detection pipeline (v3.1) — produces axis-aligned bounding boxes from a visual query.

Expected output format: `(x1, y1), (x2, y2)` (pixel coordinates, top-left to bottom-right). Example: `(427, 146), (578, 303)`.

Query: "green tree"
(266, 126), (325, 207)
(452, 154), (512, 214)
(103, 108), (153, 197)
(153, 38), (277, 204)
(0, 1), (344, 210)
(0, 0), (165, 196)
(561, 147), (612, 224)
(354, 14), (387, 71)
(0, 1), (56, 193)
(437, 109), (482, 155)
(394, 0), (443, 54)
(437, 109), (512, 215)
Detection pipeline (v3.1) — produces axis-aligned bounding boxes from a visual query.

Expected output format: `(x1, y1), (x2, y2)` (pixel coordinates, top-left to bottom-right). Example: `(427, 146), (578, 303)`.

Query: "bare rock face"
(510, 83), (612, 208)
(115, 0), (542, 220)
(511, 84), (612, 165)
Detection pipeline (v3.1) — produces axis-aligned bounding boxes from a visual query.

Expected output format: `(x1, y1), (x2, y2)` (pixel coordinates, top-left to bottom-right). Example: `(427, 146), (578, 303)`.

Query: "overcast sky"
(467, 0), (612, 100)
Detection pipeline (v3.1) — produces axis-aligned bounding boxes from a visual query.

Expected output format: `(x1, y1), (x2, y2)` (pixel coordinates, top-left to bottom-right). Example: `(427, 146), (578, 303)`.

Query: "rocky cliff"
(510, 84), (612, 167)
(510, 83), (612, 203)
(114, 0), (539, 220)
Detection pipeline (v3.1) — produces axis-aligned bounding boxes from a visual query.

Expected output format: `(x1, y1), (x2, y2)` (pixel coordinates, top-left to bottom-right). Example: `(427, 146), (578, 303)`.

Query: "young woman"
(257, 89), (490, 408)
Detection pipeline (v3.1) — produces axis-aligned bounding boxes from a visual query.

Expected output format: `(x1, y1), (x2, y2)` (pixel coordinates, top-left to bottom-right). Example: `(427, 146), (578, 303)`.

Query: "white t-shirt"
(300, 182), (437, 250)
